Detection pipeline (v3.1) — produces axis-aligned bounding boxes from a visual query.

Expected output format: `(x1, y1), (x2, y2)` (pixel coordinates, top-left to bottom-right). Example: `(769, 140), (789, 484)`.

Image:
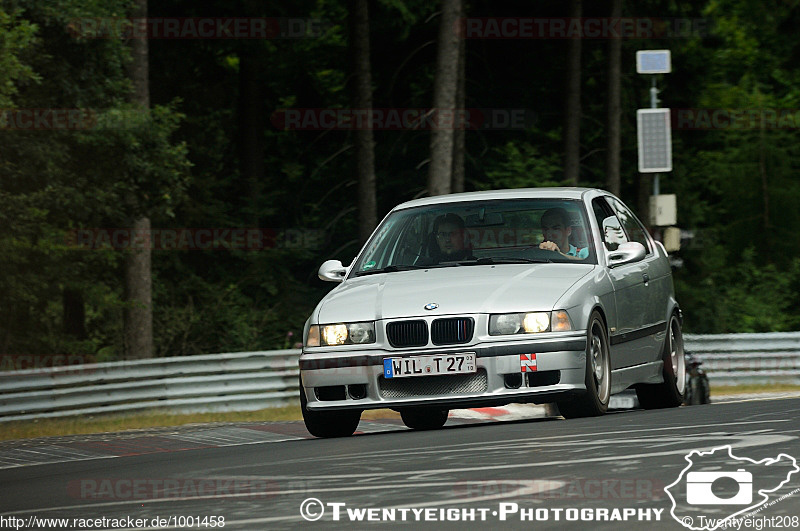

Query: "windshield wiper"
(458, 257), (551, 265)
(353, 265), (427, 276)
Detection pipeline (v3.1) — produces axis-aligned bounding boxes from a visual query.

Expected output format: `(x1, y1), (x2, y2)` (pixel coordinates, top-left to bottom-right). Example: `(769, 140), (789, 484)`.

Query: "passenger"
(538, 207), (589, 259)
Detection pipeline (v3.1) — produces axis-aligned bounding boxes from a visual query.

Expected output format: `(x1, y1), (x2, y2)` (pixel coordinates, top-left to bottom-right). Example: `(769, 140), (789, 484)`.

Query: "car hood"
(316, 264), (596, 323)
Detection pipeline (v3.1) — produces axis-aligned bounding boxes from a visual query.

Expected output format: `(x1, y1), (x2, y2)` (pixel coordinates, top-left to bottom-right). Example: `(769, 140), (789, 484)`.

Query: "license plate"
(383, 353), (477, 379)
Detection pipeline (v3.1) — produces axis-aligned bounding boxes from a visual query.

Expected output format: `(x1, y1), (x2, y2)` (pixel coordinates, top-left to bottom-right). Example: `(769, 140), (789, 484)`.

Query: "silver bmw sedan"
(299, 188), (685, 437)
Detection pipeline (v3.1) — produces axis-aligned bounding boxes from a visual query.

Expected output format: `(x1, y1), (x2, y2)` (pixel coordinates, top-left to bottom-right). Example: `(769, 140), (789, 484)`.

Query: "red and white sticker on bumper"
(520, 353), (537, 372)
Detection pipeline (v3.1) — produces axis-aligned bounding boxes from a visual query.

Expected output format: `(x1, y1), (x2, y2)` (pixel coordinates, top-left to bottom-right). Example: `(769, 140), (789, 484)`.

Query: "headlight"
(306, 322), (376, 346)
(347, 322), (374, 344)
(322, 324), (348, 345)
(489, 311), (572, 335)
(492, 314), (522, 335)
(522, 312), (550, 333)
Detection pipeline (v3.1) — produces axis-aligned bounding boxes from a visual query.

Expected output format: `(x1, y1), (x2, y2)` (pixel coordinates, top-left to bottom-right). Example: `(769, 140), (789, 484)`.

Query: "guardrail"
(684, 332), (800, 386)
(0, 350), (300, 422)
(1, 332), (799, 422)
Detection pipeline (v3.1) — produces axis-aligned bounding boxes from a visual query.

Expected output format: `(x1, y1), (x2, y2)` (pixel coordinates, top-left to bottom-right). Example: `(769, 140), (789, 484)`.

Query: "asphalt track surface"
(1, 398), (800, 530)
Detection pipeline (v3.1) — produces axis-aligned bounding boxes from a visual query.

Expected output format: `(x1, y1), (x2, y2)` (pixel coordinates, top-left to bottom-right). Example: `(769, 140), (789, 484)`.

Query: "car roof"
(391, 187), (603, 211)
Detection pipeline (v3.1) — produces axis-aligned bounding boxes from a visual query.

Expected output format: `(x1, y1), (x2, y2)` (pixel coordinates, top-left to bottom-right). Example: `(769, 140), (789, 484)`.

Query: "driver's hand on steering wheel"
(539, 241), (561, 252)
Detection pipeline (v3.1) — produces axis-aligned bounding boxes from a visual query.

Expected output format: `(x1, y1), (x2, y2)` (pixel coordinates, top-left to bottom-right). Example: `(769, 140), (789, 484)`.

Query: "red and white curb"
(450, 394), (641, 421)
(449, 404), (548, 421)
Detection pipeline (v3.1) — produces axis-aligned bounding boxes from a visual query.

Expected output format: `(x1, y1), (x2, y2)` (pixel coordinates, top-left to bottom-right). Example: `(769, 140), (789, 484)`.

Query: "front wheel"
(636, 313), (686, 409)
(300, 378), (361, 438)
(399, 407), (449, 430)
(556, 311), (611, 418)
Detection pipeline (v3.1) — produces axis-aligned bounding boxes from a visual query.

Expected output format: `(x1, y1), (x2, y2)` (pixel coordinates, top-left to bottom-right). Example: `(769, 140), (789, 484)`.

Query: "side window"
(608, 198), (652, 254)
(592, 198), (627, 252)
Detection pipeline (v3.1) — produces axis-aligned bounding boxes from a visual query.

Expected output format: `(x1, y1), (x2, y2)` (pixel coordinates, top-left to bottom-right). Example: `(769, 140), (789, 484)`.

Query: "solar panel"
(637, 109), (672, 172)
(636, 50), (671, 74)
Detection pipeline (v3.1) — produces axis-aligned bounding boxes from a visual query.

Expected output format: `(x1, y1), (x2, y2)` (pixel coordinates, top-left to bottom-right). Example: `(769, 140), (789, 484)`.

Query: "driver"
(428, 213), (473, 263)
(538, 208), (589, 259)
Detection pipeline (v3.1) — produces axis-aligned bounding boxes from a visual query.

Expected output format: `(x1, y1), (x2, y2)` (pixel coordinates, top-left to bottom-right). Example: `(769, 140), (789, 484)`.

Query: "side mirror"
(601, 216), (626, 251)
(607, 241), (646, 267)
(318, 259), (348, 282)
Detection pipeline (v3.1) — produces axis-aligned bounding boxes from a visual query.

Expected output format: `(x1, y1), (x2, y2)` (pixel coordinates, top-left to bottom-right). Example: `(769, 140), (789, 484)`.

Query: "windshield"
(352, 198), (596, 276)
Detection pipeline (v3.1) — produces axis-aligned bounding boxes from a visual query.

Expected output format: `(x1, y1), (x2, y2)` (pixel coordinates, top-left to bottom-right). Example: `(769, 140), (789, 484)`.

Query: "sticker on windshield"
(363, 260), (376, 270)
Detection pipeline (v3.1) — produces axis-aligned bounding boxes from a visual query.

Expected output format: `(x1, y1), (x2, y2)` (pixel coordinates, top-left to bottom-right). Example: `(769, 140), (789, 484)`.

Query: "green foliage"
(0, 0), (191, 361)
(3, 0), (800, 365)
(0, 7), (40, 109)
(677, 248), (800, 333)
(666, 0), (800, 331)
(0, 7), (40, 107)
(75, 102), (192, 221)
(481, 141), (564, 190)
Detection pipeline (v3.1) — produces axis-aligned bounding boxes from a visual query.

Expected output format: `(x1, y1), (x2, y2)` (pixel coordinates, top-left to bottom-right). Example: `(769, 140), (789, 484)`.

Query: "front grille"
(379, 369), (488, 399)
(431, 318), (474, 345)
(386, 320), (428, 347)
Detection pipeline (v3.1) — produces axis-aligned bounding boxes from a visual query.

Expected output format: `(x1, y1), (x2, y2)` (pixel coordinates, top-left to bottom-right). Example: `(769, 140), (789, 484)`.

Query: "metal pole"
(650, 77), (658, 108)
(651, 77), (660, 196)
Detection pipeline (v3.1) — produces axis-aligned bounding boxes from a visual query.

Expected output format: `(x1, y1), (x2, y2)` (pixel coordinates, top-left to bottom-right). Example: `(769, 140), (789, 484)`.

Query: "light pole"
(636, 50), (676, 230)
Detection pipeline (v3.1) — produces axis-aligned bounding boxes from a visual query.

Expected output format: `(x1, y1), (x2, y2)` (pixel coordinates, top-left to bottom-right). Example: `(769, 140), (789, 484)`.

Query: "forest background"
(2, 0), (799, 366)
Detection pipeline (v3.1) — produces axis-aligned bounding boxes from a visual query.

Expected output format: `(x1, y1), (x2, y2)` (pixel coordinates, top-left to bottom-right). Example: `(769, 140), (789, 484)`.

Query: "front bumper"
(300, 332), (587, 411)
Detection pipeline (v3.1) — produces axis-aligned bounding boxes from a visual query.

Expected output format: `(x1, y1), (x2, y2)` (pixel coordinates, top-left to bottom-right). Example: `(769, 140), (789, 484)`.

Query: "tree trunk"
(239, 49), (265, 228)
(563, 0), (582, 185)
(124, 0), (153, 360)
(124, 217), (153, 359)
(128, 1), (149, 110)
(63, 288), (87, 339)
(605, 0), (622, 196)
(349, 0), (377, 244)
(427, 0), (461, 197)
(451, 17), (466, 194)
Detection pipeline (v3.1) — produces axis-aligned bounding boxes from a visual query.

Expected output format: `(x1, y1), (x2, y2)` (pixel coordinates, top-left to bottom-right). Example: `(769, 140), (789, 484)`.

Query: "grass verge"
(710, 383), (800, 396)
(0, 406), (400, 442)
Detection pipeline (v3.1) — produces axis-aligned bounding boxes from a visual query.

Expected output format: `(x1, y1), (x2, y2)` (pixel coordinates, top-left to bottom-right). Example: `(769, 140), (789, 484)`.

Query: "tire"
(688, 377), (702, 405)
(699, 375), (710, 404)
(400, 407), (449, 430)
(636, 312), (686, 409)
(683, 377), (694, 405)
(556, 311), (611, 418)
(300, 378), (361, 438)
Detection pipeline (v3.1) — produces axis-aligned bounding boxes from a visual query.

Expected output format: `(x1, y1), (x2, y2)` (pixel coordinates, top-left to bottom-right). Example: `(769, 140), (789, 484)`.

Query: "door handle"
(642, 273), (650, 284)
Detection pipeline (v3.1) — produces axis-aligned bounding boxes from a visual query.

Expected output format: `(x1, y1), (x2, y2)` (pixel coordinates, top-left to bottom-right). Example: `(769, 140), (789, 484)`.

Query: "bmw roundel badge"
(424, 303), (439, 310)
